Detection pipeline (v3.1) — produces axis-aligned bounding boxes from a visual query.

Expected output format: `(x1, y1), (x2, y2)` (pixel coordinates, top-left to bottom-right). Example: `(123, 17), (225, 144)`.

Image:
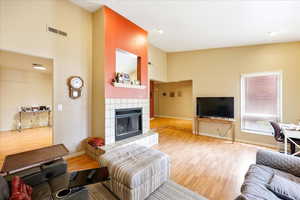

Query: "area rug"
(87, 180), (207, 200)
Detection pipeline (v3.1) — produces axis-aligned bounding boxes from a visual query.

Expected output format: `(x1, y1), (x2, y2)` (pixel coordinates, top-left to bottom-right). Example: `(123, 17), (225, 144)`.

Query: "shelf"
(112, 82), (146, 89)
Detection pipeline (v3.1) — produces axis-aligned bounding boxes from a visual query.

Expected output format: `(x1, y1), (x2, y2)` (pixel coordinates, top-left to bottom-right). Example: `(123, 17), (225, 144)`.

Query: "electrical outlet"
(57, 104), (63, 111)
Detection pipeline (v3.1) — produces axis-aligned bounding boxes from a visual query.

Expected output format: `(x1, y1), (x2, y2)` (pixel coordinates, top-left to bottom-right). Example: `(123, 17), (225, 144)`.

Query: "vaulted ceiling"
(70, 0), (300, 52)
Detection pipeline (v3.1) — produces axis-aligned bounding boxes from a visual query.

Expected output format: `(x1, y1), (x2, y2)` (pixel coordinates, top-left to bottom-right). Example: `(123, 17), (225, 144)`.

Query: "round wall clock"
(67, 76), (84, 99)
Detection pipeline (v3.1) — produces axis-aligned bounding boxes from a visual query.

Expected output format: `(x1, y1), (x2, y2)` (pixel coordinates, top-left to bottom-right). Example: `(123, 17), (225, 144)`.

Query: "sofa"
(0, 159), (87, 200)
(236, 150), (300, 200)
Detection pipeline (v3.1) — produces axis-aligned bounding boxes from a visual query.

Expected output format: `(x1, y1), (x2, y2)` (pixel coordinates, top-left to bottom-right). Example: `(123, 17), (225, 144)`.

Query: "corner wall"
(148, 44), (168, 82)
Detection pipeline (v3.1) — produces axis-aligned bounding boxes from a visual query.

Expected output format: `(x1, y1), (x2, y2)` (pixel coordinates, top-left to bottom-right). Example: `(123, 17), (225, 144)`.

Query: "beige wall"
(154, 81), (193, 119)
(0, 0), (92, 152)
(0, 50), (53, 131)
(92, 8), (105, 139)
(167, 42), (300, 146)
(148, 44), (167, 82)
(0, 68), (52, 131)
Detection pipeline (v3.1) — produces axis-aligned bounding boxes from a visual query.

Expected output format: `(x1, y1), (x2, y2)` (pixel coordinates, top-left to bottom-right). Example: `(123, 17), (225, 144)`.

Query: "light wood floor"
(0, 119), (271, 199)
(0, 127), (52, 167)
(67, 118), (272, 200)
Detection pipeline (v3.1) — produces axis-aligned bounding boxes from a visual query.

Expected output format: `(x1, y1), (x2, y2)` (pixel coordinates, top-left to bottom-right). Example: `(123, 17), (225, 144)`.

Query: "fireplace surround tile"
(104, 98), (150, 145)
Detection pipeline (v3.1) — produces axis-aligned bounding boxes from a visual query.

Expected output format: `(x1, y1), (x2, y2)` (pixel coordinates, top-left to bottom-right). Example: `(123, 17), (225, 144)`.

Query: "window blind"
(241, 72), (281, 134)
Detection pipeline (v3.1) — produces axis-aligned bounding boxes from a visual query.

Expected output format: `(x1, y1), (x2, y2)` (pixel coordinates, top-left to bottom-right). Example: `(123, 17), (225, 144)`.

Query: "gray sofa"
(0, 159), (87, 200)
(237, 150), (300, 200)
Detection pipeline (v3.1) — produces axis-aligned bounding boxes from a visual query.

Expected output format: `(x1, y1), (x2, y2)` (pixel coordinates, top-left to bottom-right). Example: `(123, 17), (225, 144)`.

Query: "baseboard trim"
(154, 115), (193, 121)
(197, 132), (232, 141)
(64, 150), (85, 159)
(194, 132), (277, 148)
(235, 139), (277, 149)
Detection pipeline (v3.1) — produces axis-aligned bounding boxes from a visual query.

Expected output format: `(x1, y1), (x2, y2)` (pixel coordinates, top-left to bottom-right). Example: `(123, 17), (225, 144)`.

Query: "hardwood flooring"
(67, 154), (99, 172)
(67, 118), (272, 200)
(0, 118), (272, 200)
(152, 118), (258, 200)
(0, 127), (52, 168)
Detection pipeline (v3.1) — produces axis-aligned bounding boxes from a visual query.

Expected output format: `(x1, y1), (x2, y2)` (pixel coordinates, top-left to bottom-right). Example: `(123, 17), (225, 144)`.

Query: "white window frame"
(240, 71), (283, 135)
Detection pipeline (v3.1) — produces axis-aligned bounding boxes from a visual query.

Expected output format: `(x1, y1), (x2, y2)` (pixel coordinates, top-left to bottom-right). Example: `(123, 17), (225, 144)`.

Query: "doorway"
(0, 50), (53, 167)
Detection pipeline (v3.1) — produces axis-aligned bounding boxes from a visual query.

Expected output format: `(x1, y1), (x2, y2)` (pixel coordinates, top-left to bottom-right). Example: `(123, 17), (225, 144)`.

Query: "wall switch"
(57, 104), (63, 111)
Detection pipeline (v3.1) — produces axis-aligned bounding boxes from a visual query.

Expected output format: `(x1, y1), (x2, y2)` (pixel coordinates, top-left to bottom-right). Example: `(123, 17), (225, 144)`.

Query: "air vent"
(48, 26), (67, 37)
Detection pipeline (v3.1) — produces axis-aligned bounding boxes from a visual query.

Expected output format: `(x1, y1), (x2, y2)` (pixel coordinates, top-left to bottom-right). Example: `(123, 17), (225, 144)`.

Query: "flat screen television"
(196, 97), (234, 119)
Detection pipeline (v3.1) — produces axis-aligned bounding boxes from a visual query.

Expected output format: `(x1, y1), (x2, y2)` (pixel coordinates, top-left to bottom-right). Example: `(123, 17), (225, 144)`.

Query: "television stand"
(194, 117), (236, 142)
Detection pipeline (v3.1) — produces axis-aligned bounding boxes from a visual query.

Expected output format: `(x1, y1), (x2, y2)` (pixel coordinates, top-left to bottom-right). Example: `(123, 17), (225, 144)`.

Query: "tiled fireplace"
(105, 98), (150, 145)
(90, 7), (158, 153)
(115, 107), (142, 141)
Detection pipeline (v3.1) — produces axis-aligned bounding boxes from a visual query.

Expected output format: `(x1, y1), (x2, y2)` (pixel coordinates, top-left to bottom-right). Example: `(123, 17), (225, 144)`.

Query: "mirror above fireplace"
(116, 49), (140, 82)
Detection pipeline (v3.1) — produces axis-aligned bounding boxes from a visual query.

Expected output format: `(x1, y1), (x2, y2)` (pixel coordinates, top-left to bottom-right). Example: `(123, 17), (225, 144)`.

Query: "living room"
(1, 1), (300, 200)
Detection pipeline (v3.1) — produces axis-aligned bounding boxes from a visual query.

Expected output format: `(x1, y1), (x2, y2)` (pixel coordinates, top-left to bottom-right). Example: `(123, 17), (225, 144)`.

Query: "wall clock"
(67, 76), (84, 99)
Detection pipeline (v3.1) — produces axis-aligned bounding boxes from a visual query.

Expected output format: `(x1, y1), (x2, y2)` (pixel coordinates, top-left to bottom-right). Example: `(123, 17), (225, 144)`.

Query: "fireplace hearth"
(115, 108), (142, 141)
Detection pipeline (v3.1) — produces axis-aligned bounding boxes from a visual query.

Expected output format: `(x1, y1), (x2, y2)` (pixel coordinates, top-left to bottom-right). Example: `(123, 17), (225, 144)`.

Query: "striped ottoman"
(99, 144), (170, 200)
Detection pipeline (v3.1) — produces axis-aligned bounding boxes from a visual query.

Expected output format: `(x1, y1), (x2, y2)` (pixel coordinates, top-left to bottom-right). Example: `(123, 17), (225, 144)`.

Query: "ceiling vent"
(47, 26), (67, 37)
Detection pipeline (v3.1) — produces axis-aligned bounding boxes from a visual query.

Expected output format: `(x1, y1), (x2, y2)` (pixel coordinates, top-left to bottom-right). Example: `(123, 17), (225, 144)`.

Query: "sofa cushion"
(5, 167), (46, 187)
(31, 182), (52, 200)
(100, 144), (170, 189)
(267, 175), (300, 200)
(0, 176), (9, 200)
(256, 150), (300, 177)
(48, 173), (70, 194)
(241, 164), (300, 200)
(41, 159), (67, 179)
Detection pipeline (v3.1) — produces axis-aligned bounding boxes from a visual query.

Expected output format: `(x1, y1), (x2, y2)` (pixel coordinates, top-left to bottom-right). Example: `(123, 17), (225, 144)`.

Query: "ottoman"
(99, 144), (170, 200)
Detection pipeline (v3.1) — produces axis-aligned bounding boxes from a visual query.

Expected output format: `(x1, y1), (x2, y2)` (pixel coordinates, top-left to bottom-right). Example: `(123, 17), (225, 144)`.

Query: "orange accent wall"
(103, 7), (148, 99)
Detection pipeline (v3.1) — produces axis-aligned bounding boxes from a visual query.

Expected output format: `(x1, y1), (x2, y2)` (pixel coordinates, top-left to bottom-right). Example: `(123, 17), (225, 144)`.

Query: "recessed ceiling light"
(157, 29), (164, 34)
(268, 32), (278, 37)
(32, 64), (46, 71)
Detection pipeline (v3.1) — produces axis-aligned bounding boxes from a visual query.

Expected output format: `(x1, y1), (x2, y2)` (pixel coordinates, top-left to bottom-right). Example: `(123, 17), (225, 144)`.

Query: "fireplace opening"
(115, 108), (142, 141)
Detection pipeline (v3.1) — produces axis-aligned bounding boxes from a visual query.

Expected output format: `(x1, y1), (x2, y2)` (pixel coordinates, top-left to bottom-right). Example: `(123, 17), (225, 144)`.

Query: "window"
(241, 72), (282, 135)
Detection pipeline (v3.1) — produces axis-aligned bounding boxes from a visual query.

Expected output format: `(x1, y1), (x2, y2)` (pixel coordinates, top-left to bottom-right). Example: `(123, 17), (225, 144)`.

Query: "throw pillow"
(88, 137), (105, 147)
(9, 176), (32, 200)
(267, 174), (300, 200)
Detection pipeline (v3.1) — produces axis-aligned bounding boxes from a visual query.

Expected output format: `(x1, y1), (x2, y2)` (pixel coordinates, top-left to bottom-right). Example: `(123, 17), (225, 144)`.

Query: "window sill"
(241, 129), (273, 136)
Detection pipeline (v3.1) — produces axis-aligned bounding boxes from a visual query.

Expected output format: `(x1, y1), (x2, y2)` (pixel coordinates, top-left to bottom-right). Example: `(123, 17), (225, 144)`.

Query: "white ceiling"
(70, 0), (300, 52)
